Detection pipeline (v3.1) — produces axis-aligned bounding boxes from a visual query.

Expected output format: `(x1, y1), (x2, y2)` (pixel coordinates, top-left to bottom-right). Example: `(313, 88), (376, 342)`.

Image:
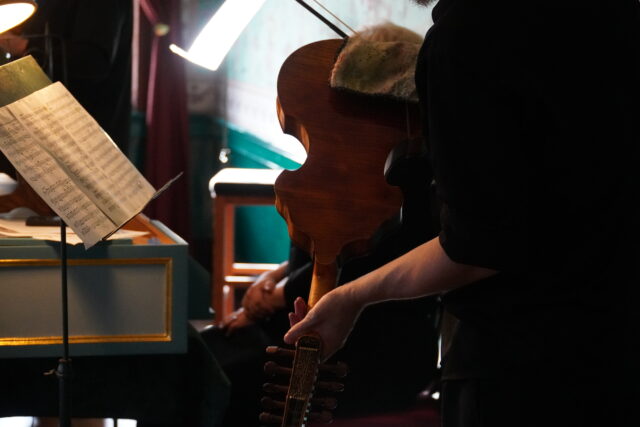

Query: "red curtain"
(137, 0), (191, 242)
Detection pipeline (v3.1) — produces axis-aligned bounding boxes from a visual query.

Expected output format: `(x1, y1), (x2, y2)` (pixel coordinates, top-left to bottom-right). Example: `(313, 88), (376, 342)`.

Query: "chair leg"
(212, 198), (226, 323)
(223, 284), (234, 320)
(212, 198), (236, 323)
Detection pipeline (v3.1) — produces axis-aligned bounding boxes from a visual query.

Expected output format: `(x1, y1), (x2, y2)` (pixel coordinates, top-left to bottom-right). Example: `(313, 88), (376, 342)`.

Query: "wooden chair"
(209, 168), (282, 323)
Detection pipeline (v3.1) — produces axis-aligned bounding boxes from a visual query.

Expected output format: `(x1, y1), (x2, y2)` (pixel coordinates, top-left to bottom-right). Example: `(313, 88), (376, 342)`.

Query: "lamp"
(169, 0), (266, 71)
(0, 0), (37, 34)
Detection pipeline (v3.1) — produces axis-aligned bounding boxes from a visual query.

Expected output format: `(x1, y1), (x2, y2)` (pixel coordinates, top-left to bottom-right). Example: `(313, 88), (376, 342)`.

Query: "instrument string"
(309, 0), (358, 35)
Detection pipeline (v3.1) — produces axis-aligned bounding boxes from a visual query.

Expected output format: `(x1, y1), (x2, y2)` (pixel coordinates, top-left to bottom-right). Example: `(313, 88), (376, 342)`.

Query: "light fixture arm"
(293, 0), (347, 39)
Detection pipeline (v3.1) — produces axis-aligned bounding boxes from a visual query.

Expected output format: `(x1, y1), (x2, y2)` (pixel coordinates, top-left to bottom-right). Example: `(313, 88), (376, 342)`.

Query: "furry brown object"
(330, 22), (423, 102)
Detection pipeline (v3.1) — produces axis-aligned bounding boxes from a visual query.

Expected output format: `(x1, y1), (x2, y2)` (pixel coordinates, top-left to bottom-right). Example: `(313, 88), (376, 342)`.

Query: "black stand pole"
(56, 220), (72, 427)
(1, 27), (73, 427)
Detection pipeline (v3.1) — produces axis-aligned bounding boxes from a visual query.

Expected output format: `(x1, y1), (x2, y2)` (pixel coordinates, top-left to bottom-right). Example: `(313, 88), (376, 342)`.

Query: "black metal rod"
(294, 0), (348, 38)
(57, 220), (71, 427)
(44, 22), (54, 79)
(61, 220), (69, 360)
(0, 30), (75, 427)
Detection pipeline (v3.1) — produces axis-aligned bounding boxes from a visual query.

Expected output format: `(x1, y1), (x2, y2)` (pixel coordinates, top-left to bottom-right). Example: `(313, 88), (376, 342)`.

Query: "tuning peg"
(260, 396), (286, 411)
(264, 360), (293, 377)
(311, 396), (338, 410)
(259, 412), (283, 425)
(263, 382), (289, 395)
(316, 380), (344, 393)
(319, 361), (349, 378)
(266, 346), (295, 358)
(309, 409), (334, 424)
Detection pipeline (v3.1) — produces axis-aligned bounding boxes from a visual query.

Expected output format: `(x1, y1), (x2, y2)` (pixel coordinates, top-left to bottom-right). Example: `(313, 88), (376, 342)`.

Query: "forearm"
(344, 236), (497, 308)
(284, 236), (497, 356)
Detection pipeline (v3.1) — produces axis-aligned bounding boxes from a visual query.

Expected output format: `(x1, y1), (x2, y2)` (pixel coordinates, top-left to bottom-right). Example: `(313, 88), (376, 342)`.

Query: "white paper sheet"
(0, 83), (157, 248)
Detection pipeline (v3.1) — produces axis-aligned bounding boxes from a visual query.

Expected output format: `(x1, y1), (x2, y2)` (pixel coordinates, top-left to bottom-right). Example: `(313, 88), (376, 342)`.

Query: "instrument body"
(275, 37), (420, 290)
(272, 38), (421, 425)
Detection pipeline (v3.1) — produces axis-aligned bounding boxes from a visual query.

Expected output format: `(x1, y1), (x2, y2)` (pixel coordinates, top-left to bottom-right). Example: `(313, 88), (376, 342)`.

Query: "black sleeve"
(424, 4), (530, 272)
(424, 1), (639, 273)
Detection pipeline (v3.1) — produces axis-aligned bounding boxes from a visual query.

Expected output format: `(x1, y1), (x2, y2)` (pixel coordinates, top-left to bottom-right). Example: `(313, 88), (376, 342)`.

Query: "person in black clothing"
(286, 1), (640, 427)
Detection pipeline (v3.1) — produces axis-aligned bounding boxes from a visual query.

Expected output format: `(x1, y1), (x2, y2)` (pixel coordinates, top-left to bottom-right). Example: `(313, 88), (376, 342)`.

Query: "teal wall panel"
(226, 123), (300, 170)
(226, 123), (298, 264)
(235, 205), (289, 264)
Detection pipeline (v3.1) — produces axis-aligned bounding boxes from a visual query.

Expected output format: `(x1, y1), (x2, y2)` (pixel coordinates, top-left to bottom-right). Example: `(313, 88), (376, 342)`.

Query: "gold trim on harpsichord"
(0, 257), (174, 347)
(0, 334), (172, 346)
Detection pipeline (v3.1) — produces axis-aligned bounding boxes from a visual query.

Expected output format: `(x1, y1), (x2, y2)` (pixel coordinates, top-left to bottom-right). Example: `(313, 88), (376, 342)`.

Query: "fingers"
(244, 297), (274, 320)
(221, 309), (241, 328)
(241, 276), (277, 316)
(262, 278), (275, 292)
(282, 290), (361, 361)
(295, 297), (308, 316)
(284, 297), (311, 344)
(289, 297), (308, 326)
(243, 304), (264, 320)
(288, 311), (304, 327)
(221, 309), (254, 336)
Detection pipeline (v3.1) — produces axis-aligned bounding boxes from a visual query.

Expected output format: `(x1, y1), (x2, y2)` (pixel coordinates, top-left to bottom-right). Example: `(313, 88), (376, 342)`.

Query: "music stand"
(0, 30), (72, 427)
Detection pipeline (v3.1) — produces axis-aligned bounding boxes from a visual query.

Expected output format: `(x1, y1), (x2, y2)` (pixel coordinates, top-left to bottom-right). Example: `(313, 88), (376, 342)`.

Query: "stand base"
(56, 358), (72, 427)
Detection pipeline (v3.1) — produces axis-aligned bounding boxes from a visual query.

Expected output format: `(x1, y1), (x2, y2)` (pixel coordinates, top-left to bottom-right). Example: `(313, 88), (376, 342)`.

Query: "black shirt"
(416, 0), (640, 379)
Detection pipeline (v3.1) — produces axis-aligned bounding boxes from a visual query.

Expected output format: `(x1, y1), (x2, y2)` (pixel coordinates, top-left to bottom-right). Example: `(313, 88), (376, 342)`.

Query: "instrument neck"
(308, 260), (338, 307)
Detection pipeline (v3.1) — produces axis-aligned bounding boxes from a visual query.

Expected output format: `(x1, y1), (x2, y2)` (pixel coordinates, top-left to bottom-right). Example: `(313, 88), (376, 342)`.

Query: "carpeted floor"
(311, 399), (441, 427)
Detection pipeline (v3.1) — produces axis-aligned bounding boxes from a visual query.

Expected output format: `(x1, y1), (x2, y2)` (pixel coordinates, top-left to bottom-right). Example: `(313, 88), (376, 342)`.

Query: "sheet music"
(0, 109), (114, 248)
(0, 82), (157, 248)
(27, 83), (156, 224)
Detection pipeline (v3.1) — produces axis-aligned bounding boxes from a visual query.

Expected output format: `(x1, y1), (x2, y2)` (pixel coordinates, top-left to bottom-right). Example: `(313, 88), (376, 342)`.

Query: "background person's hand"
(242, 267), (287, 320)
(221, 308), (255, 336)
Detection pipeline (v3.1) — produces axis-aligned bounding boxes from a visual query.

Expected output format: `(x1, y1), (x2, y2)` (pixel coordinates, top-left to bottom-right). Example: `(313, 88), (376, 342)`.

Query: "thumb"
(283, 318), (308, 345)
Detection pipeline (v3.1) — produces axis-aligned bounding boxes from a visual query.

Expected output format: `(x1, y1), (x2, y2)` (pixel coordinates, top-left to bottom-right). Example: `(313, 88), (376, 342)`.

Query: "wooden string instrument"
(261, 38), (421, 426)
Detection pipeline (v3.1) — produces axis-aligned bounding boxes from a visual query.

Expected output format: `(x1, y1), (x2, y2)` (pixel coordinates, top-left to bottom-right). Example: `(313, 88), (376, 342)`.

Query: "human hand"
(283, 287), (364, 361)
(221, 308), (255, 336)
(288, 296), (309, 327)
(242, 269), (287, 320)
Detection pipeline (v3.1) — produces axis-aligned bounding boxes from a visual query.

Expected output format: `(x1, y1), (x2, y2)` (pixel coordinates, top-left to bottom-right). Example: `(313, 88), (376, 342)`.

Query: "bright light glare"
(0, 417), (34, 427)
(0, 3), (36, 34)
(170, 0), (266, 71)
